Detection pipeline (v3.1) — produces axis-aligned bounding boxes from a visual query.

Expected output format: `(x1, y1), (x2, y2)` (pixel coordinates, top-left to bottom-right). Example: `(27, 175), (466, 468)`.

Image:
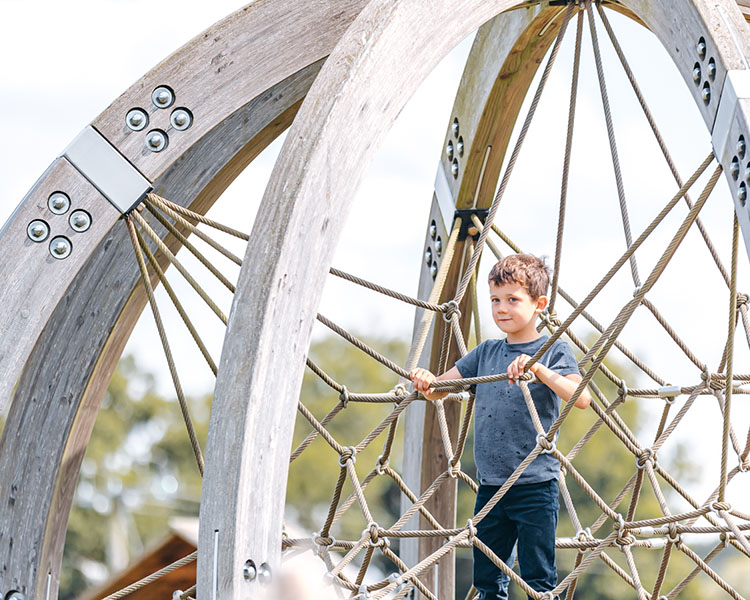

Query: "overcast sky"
(2, 1), (750, 513)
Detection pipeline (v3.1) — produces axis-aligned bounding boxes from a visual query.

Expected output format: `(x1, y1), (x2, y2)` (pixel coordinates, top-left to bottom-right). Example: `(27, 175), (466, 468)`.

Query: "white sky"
(2, 1), (750, 525)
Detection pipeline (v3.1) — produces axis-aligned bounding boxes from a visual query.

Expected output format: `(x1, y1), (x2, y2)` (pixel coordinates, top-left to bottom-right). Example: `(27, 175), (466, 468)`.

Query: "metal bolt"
(731, 156), (740, 180)
(692, 63), (701, 83)
(172, 591), (184, 600)
(446, 140), (454, 161)
(170, 108), (193, 131)
(740, 183), (748, 206)
(745, 162), (750, 182)
(49, 236), (72, 259)
(125, 108), (148, 131)
(457, 136), (464, 156)
(146, 129), (168, 152)
(424, 247), (432, 266)
(48, 192), (70, 214)
(697, 38), (706, 60)
(435, 236), (442, 256)
(739, 136), (746, 159)
(69, 210), (92, 232)
(701, 82), (711, 104)
(243, 559), (257, 582)
(258, 562), (272, 585)
(451, 158), (459, 179)
(5, 591), (25, 600)
(707, 58), (716, 81)
(452, 117), (459, 138)
(429, 220), (437, 240)
(152, 86), (175, 108)
(27, 220), (49, 242)
(430, 262), (438, 280)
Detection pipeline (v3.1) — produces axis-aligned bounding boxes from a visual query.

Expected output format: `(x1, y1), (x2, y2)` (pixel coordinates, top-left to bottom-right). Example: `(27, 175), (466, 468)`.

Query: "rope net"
(110, 2), (750, 599)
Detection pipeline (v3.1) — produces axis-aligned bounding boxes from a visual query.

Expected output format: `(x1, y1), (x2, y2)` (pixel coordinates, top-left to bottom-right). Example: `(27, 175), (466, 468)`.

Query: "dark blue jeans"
(473, 479), (559, 600)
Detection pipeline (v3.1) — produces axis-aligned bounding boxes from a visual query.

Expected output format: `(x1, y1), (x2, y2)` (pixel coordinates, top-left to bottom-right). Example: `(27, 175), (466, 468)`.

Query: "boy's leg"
(473, 484), (518, 600)
(507, 479), (559, 600)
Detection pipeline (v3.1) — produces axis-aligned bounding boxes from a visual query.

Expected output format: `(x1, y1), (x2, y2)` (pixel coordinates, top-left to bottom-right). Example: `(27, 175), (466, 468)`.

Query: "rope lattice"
(112, 3), (750, 600)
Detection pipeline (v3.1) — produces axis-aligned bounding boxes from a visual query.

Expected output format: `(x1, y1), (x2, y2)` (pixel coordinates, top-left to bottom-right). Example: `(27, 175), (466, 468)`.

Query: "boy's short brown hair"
(488, 254), (550, 299)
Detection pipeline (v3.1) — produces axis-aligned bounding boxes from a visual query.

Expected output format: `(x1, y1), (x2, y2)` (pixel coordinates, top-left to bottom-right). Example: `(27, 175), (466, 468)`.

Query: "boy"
(410, 254), (590, 600)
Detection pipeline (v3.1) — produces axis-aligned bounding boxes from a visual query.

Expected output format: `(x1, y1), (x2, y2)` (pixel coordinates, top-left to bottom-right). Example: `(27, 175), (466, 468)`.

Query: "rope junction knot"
(466, 518), (477, 543)
(355, 583), (370, 599)
(375, 454), (389, 475)
(449, 461), (462, 479)
(710, 501), (731, 515)
(618, 380), (628, 400)
(657, 385), (680, 403)
(339, 386), (350, 408)
(667, 523), (681, 546)
(365, 523), (388, 549)
(338, 446), (357, 467)
(442, 300), (462, 322)
(739, 458), (750, 473)
(636, 447), (657, 469)
(312, 532), (335, 557)
(737, 293), (748, 307)
(539, 591), (555, 600)
(575, 527), (594, 543)
(392, 384), (407, 398)
(536, 434), (556, 455)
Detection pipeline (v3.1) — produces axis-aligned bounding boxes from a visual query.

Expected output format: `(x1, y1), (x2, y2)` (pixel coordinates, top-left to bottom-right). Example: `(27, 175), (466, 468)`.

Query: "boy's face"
(489, 281), (548, 343)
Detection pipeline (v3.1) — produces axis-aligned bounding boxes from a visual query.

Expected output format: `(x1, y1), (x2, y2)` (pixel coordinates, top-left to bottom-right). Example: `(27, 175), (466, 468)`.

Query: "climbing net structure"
(4, 2), (750, 600)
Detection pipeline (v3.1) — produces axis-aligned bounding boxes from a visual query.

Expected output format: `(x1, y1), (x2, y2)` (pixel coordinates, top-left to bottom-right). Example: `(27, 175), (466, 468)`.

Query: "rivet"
(697, 37), (706, 60)
(430, 262), (438, 280)
(452, 117), (459, 138)
(731, 156), (740, 180)
(457, 136), (464, 156)
(451, 158), (459, 179)
(429, 220), (437, 240)
(146, 129), (168, 152)
(446, 140), (454, 161)
(425, 247), (432, 266)
(243, 559), (257, 582)
(740, 182), (747, 206)
(435, 236), (442, 256)
(48, 192), (70, 215)
(27, 220), (49, 242)
(170, 107), (193, 131)
(125, 108), (148, 131)
(69, 210), (92, 233)
(738, 136), (746, 159)
(49, 236), (72, 259)
(701, 82), (711, 104)
(692, 63), (701, 83)
(258, 562), (272, 585)
(707, 58), (716, 81)
(152, 86), (175, 109)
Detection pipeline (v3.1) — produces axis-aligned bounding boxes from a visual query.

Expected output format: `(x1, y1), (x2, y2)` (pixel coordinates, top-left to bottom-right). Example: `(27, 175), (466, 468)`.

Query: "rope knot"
(442, 300), (461, 322)
(364, 523), (388, 549)
(536, 434), (556, 454)
(449, 461), (462, 479)
(355, 584), (370, 599)
(466, 518), (477, 543)
(636, 448), (657, 469)
(739, 458), (750, 473)
(618, 380), (628, 401)
(339, 385), (350, 408)
(576, 527), (593, 543)
(719, 532), (730, 548)
(312, 531), (335, 557)
(392, 384), (407, 398)
(376, 454), (390, 475)
(710, 501), (731, 514)
(540, 592), (555, 600)
(667, 523), (681, 545)
(338, 446), (357, 467)
(737, 293), (748, 308)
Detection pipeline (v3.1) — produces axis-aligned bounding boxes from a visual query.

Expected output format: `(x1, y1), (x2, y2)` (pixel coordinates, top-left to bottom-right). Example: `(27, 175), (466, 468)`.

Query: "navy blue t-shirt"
(455, 336), (579, 486)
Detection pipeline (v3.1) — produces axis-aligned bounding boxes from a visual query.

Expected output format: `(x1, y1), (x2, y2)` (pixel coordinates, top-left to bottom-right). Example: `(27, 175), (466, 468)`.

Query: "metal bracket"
(711, 70), (750, 160)
(63, 126), (152, 214)
(453, 208), (489, 241)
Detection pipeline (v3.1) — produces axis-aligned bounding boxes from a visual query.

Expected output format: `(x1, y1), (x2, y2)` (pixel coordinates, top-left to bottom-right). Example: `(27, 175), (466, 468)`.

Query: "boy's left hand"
(507, 353), (538, 385)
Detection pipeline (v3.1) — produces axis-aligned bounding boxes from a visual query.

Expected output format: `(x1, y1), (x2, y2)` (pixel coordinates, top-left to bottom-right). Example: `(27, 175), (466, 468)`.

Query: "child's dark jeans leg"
(473, 480), (559, 600)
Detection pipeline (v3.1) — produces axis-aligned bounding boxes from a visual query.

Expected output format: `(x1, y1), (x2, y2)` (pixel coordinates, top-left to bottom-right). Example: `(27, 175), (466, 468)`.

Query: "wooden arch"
(1, 1), (750, 599)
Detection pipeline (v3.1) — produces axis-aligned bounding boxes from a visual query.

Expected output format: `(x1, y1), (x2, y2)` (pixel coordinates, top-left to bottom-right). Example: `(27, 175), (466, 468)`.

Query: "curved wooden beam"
(0, 0), (371, 597)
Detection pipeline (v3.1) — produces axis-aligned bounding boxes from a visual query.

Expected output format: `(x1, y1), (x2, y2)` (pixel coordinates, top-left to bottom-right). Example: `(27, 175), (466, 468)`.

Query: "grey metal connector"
(63, 126), (152, 214)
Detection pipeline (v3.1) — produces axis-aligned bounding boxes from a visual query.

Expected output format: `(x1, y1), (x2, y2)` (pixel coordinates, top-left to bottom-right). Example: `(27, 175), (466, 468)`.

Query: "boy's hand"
(410, 367), (437, 397)
(507, 353), (538, 386)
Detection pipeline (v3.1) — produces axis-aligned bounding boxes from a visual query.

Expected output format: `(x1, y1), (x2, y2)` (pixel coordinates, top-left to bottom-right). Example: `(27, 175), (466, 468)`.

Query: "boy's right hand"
(409, 368), (437, 397)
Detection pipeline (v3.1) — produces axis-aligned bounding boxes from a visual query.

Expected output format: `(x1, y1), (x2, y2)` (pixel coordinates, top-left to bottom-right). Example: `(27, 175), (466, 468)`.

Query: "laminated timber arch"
(1, 1), (750, 599)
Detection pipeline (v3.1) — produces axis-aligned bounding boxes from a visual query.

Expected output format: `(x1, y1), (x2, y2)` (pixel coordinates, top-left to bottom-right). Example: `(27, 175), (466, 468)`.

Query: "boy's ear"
(535, 295), (549, 313)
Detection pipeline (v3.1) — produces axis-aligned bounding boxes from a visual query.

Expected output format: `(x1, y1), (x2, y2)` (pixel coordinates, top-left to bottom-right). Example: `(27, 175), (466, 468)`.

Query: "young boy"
(410, 254), (590, 600)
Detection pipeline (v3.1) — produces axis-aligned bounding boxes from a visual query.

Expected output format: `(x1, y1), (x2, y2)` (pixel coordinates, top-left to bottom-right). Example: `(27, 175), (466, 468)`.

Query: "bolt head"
(49, 236), (72, 259)
(429, 221), (437, 240)
(48, 192), (70, 214)
(243, 560), (257, 582)
(258, 562), (272, 585)
(707, 59), (716, 81)
(126, 108), (148, 131)
(744, 164), (750, 182)
(152, 86), (175, 108)
(692, 65), (701, 83)
(731, 157), (740, 180)
(430, 261), (438, 280)
(27, 220), (49, 242)
(435, 237), (442, 256)
(70, 210), (92, 232)
(172, 591), (183, 600)
(738, 137), (746, 158)
(424, 247), (432, 266)
(451, 159), (459, 178)
(701, 84), (711, 103)
(6, 592), (25, 600)
(697, 40), (706, 59)
(146, 129), (168, 152)
(446, 140), (454, 161)
(739, 183), (747, 205)
(170, 108), (193, 131)
(451, 118), (459, 138)
(457, 137), (464, 156)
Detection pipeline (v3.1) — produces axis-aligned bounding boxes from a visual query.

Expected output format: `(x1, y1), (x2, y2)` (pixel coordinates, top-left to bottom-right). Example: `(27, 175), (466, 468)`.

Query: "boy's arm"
(410, 366), (463, 401)
(507, 355), (591, 409)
